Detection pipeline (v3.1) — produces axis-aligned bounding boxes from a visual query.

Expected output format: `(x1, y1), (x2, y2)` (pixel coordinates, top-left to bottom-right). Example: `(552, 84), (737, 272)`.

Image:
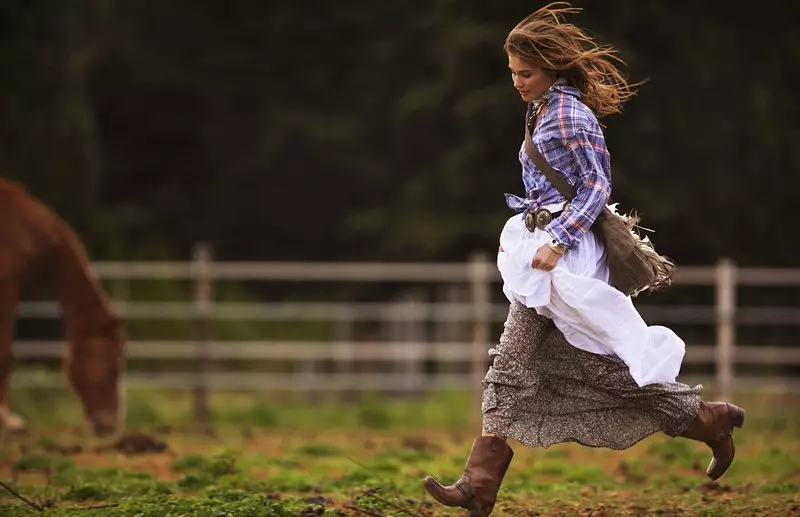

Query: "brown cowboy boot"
(680, 401), (745, 480)
(423, 436), (513, 517)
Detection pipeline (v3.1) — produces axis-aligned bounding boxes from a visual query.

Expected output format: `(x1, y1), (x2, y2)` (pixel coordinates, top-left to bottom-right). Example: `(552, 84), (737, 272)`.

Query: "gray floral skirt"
(481, 302), (703, 450)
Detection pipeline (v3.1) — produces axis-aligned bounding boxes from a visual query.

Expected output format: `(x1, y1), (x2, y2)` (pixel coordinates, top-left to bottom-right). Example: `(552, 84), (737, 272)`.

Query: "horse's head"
(64, 318), (125, 437)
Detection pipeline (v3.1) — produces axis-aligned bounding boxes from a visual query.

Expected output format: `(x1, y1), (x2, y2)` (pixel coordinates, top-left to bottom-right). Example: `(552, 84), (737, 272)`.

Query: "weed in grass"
(767, 415), (789, 432)
(265, 470), (325, 492)
(663, 473), (696, 491)
(269, 457), (303, 469)
(542, 447), (570, 459)
(99, 493), (311, 517)
(201, 486), (250, 502)
(362, 459), (401, 475)
(332, 468), (380, 489)
(295, 443), (344, 457)
(694, 509), (728, 517)
(13, 454), (72, 473)
(350, 486), (427, 516)
(646, 439), (695, 466)
(616, 457), (647, 484)
(126, 399), (162, 427)
(732, 449), (799, 478)
(562, 465), (610, 485)
(63, 483), (113, 501)
(58, 467), (172, 501)
(171, 454), (207, 472)
(35, 436), (59, 451)
(530, 460), (566, 477)
(375, 447), (433, 463)
(758, 482), (800, 494)
(356, 405), (392, 430)
(249, 405), (280, 427)
(172, 450), (239, 477)
(176, 473), (214, 491)
(217, 404), (280, 428)
(171, 451), (242, 492)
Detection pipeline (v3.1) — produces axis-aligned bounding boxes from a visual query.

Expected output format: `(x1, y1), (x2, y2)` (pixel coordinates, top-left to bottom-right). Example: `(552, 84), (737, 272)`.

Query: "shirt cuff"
(545, 221), (573, 249)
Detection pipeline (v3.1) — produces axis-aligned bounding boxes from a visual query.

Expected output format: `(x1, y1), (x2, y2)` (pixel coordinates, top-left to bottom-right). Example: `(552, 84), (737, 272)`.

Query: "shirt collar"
(531, 77), (580, 111)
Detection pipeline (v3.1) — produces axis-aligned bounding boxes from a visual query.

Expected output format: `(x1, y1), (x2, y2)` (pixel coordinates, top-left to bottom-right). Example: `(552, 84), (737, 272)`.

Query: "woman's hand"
(531, 243), (561, 271)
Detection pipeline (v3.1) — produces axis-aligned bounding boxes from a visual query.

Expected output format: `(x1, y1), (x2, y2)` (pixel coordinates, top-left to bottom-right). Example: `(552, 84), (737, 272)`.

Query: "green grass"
(1, 390), (799, 516)
(9, 386), (475, 430)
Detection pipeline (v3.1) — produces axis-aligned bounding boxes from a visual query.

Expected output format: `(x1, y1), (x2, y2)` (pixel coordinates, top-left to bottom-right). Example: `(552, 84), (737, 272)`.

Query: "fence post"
(434, 284), (465, 343)
(334, 315), (355, 401)
(404, 290), (426, 395)
(468, 253), (491, 427)
(192, 243), (214, 431)
(385, 291), (424, 395)
(715, 258), (737, 400)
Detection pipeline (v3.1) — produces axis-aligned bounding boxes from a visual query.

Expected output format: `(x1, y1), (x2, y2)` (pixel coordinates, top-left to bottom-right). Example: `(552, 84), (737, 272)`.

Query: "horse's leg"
(0, 284), (26, 434)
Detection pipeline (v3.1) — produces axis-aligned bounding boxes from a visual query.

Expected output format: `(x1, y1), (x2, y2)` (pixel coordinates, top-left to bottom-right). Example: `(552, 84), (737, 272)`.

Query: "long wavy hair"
(504, 2), (638, 117)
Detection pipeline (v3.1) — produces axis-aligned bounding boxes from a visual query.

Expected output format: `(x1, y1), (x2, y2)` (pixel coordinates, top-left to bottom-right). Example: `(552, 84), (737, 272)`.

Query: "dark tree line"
(2, 0), (799, 266)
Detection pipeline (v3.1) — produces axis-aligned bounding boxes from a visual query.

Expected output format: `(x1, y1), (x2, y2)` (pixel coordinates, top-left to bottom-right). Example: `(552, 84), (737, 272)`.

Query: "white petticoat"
(496, 211), (686, 387)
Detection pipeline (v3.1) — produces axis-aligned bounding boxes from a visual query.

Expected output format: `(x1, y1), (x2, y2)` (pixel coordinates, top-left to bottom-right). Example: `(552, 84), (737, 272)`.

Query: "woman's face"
(508, 53), (556, 103)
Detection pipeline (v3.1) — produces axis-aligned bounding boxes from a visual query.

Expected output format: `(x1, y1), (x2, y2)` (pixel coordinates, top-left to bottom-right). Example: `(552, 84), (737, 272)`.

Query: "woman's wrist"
(547, 240), (568, 255)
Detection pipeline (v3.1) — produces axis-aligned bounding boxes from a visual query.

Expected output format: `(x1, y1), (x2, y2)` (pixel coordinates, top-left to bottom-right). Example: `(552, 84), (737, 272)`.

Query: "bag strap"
(524, 107), (577, 200)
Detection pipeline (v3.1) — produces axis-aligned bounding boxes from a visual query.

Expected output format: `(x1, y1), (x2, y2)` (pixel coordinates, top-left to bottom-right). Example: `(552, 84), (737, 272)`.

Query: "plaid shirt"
(504, 84), (611, 249)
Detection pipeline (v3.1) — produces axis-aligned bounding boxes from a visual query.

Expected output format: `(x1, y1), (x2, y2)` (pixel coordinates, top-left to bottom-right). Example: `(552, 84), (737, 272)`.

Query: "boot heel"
(466, 506), (490, 517)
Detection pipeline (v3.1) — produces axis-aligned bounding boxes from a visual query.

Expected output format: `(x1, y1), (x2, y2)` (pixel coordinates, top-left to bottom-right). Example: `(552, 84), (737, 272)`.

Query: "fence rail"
(10, 248), (800, 426)
(13, 340), (800, 364)
(15, 301), (800, 325)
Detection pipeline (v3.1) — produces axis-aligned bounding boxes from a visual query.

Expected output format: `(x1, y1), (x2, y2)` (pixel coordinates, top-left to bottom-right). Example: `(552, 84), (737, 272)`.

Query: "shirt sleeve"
(545, 117), (612, 249)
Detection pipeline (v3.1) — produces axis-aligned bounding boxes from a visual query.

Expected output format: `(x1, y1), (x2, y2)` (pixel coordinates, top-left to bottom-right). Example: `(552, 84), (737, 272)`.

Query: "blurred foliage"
(1, 0), (799, 266)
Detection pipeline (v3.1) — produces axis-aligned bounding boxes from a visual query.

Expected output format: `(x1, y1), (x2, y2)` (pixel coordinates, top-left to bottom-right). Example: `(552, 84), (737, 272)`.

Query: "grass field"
(1, 389), (798, 516)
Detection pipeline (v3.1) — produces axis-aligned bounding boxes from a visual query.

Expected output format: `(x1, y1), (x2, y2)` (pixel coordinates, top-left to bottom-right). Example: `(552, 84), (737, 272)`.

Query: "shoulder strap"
(524, 109), (577, 200)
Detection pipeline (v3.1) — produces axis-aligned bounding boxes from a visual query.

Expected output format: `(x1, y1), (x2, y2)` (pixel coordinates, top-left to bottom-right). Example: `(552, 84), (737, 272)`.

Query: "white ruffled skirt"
(496, 210), (687, 387)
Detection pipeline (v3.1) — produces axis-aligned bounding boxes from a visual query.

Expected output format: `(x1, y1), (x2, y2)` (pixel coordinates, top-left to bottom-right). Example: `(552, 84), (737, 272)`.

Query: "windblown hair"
(504, 2), (638, 117)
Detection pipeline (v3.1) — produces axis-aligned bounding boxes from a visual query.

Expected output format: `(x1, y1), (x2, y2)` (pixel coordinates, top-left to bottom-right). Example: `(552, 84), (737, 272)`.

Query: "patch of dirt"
(581, 504), (609, 517)
(40, 442), (83, 456)
(698, 481), (732, 493)
(614, 460), (631, 478)
(101, 432), (169, 455)
(301, 496), (334, 505)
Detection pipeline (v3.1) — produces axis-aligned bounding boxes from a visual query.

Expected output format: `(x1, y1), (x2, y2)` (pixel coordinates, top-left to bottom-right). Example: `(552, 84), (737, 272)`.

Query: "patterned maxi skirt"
(485, 212), (703, 449)
(481, 301), (703, 450)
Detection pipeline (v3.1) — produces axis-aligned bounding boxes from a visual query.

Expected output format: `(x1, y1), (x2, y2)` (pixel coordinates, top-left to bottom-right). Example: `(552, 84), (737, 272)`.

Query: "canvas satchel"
(523, 114), (675, 297)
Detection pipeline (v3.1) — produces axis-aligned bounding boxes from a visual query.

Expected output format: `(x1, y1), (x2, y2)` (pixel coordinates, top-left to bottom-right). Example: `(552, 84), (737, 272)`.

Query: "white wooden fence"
(10, 245), (800, 426)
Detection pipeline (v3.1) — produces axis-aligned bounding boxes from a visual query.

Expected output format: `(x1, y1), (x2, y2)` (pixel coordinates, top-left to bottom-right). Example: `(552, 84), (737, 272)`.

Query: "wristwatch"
(547, 240), (568, 255)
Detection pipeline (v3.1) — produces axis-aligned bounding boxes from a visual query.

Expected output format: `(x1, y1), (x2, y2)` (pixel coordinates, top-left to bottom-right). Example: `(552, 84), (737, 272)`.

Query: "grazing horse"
(0, 178), (125, 436)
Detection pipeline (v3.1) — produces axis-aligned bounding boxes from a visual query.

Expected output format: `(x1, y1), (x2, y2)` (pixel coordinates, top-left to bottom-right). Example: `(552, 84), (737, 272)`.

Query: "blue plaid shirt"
(504, 84), (611, 249)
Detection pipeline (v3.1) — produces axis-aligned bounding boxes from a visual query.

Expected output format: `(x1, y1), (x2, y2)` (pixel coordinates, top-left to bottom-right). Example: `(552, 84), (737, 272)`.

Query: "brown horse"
(0, 178), (125, 436)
